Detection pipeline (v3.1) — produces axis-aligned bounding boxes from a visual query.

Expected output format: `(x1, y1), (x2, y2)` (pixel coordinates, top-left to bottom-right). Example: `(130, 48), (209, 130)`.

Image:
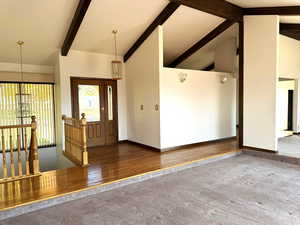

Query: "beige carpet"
(1, 155), (300, 225)
(278, 135), (300, 157)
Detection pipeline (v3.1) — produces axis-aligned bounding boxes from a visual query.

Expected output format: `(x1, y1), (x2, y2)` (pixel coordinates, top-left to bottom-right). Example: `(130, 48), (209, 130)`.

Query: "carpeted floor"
(278, 135), (300, 157)
(2, 155), (300, 225)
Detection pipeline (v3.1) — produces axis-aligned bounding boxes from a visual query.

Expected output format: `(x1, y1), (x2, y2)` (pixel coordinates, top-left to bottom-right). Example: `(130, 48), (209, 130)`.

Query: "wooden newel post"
(80, 113), (88, 166)
(29, 116), (40, 174)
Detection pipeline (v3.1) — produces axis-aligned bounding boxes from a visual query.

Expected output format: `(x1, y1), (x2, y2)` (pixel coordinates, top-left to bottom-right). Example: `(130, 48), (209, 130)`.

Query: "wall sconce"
(220, 75), (228, 84)
(178, 72), (187, 83)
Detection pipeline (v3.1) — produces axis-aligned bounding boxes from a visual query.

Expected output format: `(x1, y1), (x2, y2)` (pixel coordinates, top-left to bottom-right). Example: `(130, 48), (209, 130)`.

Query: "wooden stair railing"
(62, 113), (88, 167)
(0, 116), (40, 183)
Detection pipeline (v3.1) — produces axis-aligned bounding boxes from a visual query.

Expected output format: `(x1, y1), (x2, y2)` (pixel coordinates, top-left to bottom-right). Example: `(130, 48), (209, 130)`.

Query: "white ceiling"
(163, 5), (224, 65)
(0, 0), (78, 65)
(2, 0), (298, 67)
(178, 24), (238, 70)
(72, 0), (169, 56)
(226, 0), (300, 8)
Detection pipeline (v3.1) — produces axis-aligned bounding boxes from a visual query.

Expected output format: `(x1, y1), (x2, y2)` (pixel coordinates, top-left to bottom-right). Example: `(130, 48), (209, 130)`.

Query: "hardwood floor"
(0, 139), (239, 211)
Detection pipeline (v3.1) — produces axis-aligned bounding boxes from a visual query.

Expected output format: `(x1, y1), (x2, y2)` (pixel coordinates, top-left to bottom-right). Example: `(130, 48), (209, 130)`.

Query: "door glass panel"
(78, 85), (100, 122)
(107, 86), (113, 120)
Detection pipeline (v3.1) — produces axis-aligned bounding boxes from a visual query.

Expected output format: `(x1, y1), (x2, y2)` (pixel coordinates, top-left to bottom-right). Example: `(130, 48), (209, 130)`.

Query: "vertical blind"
(0, 83), (55, 147)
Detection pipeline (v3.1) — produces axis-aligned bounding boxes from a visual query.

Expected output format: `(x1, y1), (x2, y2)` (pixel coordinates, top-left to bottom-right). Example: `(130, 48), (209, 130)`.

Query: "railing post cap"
(31, 116), (36, 122)
(62, 115), (66, 120)
(81, 113), (86, 119)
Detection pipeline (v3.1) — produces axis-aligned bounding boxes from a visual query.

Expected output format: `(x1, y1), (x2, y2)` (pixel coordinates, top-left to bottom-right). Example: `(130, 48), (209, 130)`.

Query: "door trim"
(70, 77), (119, 144)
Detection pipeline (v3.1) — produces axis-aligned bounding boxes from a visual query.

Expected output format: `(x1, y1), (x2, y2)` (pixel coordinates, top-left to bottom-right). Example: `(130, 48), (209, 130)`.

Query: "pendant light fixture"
(111, 30), (123, 80)
(16, 41), (32, 119)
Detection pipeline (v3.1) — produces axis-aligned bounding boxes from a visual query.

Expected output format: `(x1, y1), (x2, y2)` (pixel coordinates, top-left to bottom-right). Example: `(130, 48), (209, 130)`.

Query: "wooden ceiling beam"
(244, 6), (300, 16)
(61, 0), (92, 56)
(280, 23), (300, 41)
(170, 0), (243, 22)
(168, 20), (235, 68)
(280, 23), (300, 31)
(124, 2), (180, 63)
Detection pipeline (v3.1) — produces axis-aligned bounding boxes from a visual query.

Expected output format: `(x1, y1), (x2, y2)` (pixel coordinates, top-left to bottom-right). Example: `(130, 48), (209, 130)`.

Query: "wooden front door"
(71, 78), (118, 147)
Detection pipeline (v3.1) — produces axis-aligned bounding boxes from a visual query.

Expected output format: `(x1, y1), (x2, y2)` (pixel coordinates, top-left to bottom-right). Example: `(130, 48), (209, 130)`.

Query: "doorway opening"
(71, 78), (118, 147)
(277, 78), (300, 157)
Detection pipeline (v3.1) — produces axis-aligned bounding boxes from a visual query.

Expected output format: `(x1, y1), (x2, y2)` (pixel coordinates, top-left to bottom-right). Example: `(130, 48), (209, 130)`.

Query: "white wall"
(160, 68), (236, 149)
(215, 38), (237, 73)
(125, 26), (163, 149)
(279, 35), (300, 133)
(279, 35), (300, 78)
(0, 62), (53, 74)
(0, 62), (54, 82)
(244, 15), (279, 151)
(55, 50), (127, 148)
(125, 25), (236, 150)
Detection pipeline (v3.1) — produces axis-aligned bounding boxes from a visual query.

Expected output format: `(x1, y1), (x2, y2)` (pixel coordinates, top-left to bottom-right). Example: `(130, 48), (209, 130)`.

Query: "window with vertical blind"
(0, 82), (55, 147)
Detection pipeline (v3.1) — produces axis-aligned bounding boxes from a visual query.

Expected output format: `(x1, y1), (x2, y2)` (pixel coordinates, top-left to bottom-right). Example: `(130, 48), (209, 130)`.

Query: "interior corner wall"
(244, 15), (279, 151)
(55, 50), (128, 148)
(160, 68), (236, 149)
(279, 35), (300, 79)
(279, 35), (300, 133)
(215, 38), (237, 73)
(125, 26), (163, 149)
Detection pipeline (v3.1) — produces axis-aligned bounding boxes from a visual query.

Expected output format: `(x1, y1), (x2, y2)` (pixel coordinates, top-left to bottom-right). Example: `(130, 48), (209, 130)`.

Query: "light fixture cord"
(114, 31), (118, 60)
(19, 42), (24, 94)
(19, 43), (23, 82)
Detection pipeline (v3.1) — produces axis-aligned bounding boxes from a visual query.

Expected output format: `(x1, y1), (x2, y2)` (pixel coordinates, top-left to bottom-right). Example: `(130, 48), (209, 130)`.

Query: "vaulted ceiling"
(0, 0), (78, 65)
(163, 6), (224, 65)
(0, 0), (300, 67)
(177, 24), (238, 70)
(72, 0), (169, 56)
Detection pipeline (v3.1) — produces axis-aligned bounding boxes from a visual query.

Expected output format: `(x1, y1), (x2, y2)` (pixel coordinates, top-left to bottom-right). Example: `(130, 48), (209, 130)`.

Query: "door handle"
(101, 107), (105, 111)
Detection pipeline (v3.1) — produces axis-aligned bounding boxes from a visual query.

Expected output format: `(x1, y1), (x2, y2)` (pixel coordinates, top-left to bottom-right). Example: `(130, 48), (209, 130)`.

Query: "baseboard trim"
(161, 136), (237, 152)
(242, 146), (277, 153)
(119, 140), (161, 152)
(119, 137), (237, 153)
(293, 132), (300, 135)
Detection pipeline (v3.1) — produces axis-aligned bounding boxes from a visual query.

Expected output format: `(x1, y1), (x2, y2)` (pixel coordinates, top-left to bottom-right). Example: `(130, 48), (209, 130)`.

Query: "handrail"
(0, 124), (32, 129)
(0, 116), (40, 183)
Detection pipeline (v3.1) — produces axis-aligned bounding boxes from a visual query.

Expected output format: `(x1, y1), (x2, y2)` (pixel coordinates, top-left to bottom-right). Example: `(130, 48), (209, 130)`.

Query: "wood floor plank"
(0, 139), (239, 210)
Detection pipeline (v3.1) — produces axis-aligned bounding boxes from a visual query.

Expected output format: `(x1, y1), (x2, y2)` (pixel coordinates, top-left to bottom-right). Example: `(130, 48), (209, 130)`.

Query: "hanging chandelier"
(111, 30), (123, 80)
(16, 41), (32, 119)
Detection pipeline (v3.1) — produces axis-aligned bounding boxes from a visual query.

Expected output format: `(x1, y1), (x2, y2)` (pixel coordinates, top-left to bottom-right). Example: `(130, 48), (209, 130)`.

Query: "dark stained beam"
(61, 0), (92, 56)
(124, 2), (180, 62)
(238, 21), (244, 148)
(244, 6), (300, 16)
(280, 23), (300, 41)
(280, 23), (300, 31)
(170, 0), (243, 22)
(168, 20), (235, 68)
